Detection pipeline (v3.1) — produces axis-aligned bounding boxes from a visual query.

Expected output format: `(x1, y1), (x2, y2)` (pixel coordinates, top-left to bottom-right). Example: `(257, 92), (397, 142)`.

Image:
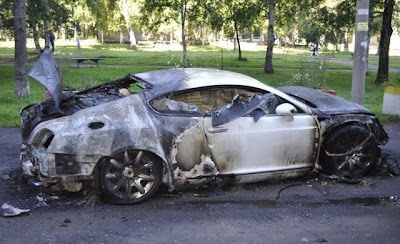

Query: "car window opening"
(151, 87), (266, 115)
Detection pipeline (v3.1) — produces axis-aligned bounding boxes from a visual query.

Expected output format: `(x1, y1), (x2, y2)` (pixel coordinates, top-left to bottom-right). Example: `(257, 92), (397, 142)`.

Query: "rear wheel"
(99, 150), (163, 204)
(320, 125), (377, 178)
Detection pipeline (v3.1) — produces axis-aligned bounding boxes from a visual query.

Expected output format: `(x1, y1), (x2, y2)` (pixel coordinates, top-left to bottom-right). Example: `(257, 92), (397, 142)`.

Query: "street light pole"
(352, 0), (370, 105)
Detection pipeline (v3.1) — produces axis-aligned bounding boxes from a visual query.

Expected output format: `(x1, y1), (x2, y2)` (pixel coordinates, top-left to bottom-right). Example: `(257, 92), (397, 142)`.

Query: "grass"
(324, 50), (400, 69)
(0, 41), (398, 127)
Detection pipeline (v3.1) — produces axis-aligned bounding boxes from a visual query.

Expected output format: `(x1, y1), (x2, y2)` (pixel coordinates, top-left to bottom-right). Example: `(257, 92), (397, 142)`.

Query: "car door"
(149, 89), (219, 181)
(203, 91), (318, 180)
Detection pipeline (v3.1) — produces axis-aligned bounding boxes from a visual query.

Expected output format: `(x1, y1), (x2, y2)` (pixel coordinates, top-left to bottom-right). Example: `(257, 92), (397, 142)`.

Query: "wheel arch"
(319, 121), (378, 177)
(322, 120), (370, 144)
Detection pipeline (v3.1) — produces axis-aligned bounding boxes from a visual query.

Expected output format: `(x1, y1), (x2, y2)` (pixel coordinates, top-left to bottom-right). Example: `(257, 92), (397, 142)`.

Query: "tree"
(333, 0), (356, 51)
(0, 0), (13, 38)
(376, 0), (396, 84)
(86, 0), (118, 43)
(143, 0), (195, 67)
(119, 0), (140, 49)
(263, 0), (316, 73)
(14, 0), (30, 97)
(26, 0), (72, 53)
(204, 0), (260, 61)
(264, 0), (276, 73)
(180, 0), (188, 66)
(228, 0), (260, 61)
(27, 1), (42, 53)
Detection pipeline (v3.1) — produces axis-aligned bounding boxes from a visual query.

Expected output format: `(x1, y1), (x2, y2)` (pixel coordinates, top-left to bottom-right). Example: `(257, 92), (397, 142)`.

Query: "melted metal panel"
(27, 92), (198, 189)
(28, 49), (65, 109)
(278, 86), (373, 115)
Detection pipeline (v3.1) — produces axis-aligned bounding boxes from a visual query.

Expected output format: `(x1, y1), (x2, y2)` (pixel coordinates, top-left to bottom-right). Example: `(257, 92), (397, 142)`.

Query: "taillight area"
(43, 134), (55, 149)
(31, 129), (55, 149)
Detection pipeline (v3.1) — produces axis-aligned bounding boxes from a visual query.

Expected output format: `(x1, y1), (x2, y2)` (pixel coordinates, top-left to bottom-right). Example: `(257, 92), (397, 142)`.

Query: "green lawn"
(0, 42), (398, 127)
(325, 51), (400, 69)
(1, 42), (353, 69)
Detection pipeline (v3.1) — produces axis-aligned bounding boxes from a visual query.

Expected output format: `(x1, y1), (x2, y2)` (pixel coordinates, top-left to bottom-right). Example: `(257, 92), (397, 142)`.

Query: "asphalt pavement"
(0, 123), (399, 243)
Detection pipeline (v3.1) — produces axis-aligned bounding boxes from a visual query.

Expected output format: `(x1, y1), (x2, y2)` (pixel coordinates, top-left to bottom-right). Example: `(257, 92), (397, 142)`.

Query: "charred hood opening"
(21, 75), (148, 142)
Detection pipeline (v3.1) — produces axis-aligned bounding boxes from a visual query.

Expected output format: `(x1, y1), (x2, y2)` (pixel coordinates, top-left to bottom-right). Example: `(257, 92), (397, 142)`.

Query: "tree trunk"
(181, 0), (188, 67)
(120, 29), (123, 43)
(234, 19), (242, 61)
(220, 29), (224, 41)
(61, 25), (66, 41)
(264, 2), (275, 74)
(14, 0), (30, 98)
(260, 22), (267, 43)
(42, 0), (50, 49)
(376, 0), (395, 84)
(366, 0), (376, 75)
(170, 28), (173, 46)
(32, 20), (41, 53)
(128, 27), (137, 49)
(119, 0), (137, 50)
(344, 28), (350, 52)
(233, 21), (238, 51)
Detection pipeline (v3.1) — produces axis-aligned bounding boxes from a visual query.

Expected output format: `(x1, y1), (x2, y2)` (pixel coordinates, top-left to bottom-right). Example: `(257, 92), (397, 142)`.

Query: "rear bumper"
(21, 143), (100, 176)
(20, 144), (98, 192)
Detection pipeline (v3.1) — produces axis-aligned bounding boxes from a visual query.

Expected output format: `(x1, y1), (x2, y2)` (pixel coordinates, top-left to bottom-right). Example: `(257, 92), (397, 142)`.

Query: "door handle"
(208, 127), (228, 133)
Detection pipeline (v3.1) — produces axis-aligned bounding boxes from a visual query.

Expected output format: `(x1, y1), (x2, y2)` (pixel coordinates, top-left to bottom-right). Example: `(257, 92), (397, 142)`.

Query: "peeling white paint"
(170, 120), (202, 166)
(173, 154), (219, 180)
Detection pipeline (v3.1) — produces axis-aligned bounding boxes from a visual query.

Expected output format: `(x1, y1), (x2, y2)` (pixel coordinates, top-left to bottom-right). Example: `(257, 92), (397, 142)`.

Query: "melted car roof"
(134, 68), (265, 93)
(134, 68), (311, 113)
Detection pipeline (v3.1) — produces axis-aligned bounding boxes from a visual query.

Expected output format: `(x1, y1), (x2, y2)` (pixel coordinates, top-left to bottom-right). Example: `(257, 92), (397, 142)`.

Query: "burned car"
(21, 51), (388, 204)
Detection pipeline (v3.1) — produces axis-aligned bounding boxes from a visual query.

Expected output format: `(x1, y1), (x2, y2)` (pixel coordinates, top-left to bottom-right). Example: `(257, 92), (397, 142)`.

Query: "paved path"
(327, 57), (400, 73)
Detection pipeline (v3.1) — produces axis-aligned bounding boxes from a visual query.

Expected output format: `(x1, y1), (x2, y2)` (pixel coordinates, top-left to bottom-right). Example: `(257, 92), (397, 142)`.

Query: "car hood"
(278, 86), (373, 116)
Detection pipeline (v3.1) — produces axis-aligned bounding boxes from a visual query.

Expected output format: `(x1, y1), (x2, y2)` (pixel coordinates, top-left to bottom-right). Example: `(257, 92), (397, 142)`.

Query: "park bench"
(71, 58), (105, 67)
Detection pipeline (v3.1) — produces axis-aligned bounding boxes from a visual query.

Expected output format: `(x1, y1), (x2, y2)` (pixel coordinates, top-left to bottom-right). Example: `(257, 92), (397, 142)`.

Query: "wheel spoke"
(348, 162), (355, 175)
(112, 178), (125, 192)
(110, 159), (124, 169)
(134, 151), (143, 165)
(136, 162), (154, 171)
(105, 172), (120, 179)
(338, 161), (347, 170)
(124, 151), (130, 164)
(137, 174), (155, 182)
(134, 179), (145, 194)
(125, 180), (133, 198)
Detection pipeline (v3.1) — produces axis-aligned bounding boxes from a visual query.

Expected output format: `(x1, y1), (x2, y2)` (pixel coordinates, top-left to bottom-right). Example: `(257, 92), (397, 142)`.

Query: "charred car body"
(21, 51), (388, 204)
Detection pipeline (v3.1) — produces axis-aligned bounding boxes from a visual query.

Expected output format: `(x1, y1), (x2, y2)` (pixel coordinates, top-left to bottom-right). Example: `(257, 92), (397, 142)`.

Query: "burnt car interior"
(151, 87), (265, 115)
(150, 86), (302, 125)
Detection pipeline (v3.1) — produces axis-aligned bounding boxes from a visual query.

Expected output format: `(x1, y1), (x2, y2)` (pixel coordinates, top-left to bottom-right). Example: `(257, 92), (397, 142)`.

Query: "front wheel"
(320, 125), (377, 178)
(99, 150), (163, 204)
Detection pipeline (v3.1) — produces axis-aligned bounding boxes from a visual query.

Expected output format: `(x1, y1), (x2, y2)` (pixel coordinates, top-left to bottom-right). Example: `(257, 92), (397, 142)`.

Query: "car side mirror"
(275, 103), (297, 116)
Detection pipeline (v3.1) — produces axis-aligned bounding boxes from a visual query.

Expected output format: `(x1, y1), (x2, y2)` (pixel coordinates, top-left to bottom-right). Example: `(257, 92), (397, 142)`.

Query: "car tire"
(320, 125), (377, 178)
(99, 150), (163, 204)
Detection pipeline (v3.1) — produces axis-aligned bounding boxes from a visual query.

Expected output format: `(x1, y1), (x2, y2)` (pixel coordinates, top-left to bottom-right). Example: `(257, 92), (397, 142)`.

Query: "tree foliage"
(0, 0), (13, 34)
(204, 0), (260, 60)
